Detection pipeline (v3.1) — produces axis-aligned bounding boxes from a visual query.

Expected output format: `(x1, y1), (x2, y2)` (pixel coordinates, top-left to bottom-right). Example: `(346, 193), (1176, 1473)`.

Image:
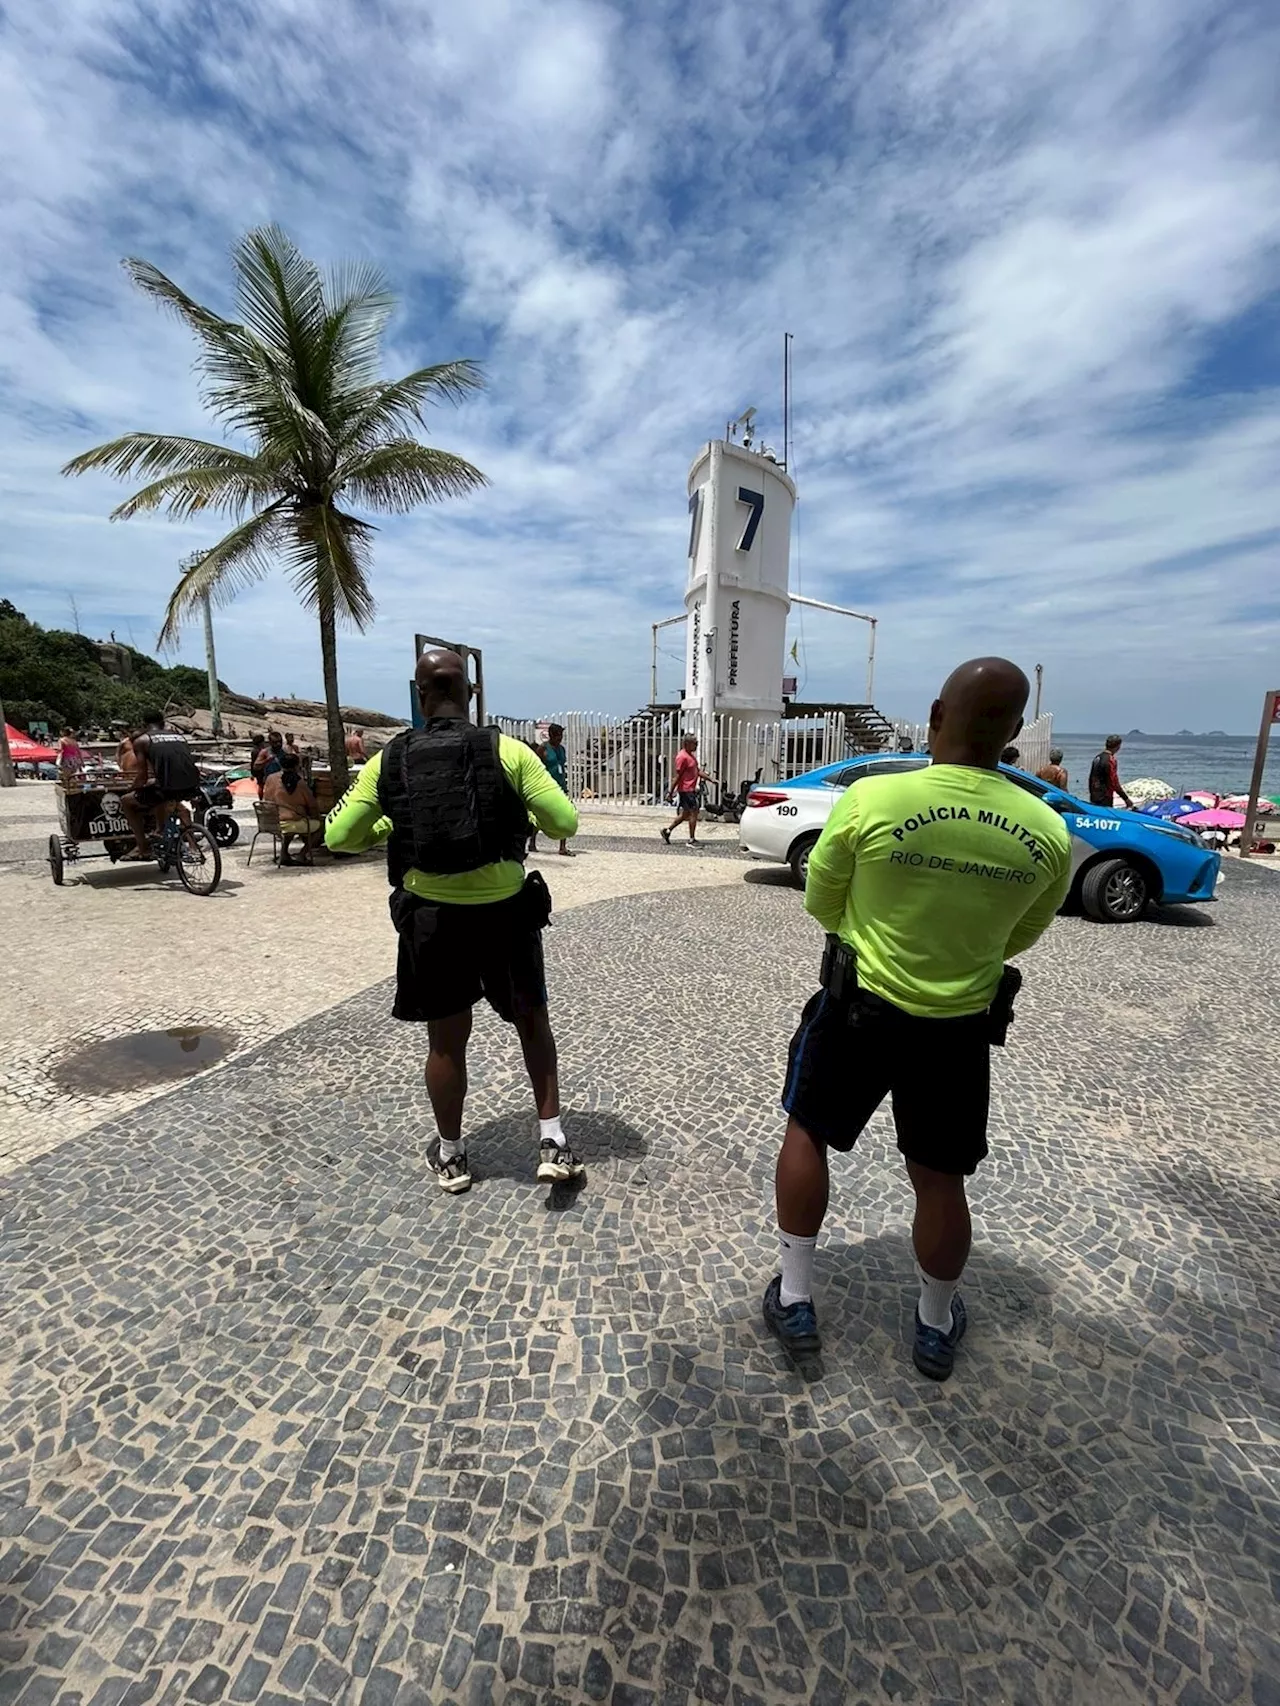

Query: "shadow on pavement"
(464, 1107), (647, 1191)
(1142, 904), (1216, 928)
(743, 866), (798, 888)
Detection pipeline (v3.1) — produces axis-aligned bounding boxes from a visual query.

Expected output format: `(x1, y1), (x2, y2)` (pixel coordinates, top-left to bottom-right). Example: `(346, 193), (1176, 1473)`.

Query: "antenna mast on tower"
(782, 333), (793, 471)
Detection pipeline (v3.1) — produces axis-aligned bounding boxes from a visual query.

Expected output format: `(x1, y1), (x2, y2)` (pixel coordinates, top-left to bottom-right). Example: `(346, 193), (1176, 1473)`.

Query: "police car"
(739, 754), (1221, 922)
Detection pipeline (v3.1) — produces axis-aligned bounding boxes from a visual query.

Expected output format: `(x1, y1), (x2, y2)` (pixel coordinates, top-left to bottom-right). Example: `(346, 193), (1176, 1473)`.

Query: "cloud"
(1, 0), (1279, 733)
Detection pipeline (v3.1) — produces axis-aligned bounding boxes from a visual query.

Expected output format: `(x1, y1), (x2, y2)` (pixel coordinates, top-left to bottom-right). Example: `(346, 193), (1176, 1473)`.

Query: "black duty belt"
(819, 935), (1022, 1046)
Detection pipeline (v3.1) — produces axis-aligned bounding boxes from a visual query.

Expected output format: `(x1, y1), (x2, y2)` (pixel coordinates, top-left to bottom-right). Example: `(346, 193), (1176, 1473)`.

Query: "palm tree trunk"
(318, 592), (349, 797)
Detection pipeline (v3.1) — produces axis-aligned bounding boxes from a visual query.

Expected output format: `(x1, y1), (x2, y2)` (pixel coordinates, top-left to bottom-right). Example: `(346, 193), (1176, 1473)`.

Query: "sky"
(3, 0), (1280, 733)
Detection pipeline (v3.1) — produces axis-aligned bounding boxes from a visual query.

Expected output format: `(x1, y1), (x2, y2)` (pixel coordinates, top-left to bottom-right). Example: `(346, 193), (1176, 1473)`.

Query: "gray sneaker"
(429, 1143), (472, 1194)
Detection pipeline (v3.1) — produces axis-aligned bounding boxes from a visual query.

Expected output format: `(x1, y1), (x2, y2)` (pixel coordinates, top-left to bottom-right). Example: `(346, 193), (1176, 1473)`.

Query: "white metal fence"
(1013, 712), (1053, 778)
(493, 708), (1023, 807)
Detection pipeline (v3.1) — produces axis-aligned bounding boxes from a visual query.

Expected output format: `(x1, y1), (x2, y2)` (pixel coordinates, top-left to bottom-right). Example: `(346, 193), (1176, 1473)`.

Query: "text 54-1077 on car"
(739, 756), (1221, 922)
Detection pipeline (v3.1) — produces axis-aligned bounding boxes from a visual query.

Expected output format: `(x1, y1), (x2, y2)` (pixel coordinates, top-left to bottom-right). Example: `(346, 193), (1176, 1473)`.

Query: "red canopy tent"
(4, 724), (58, 763)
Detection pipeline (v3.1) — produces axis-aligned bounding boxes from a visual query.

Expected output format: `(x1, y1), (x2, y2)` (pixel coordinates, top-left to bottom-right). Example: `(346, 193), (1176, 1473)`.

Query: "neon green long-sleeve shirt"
(805, 765), (1072, 1017)
(324, 736), (578, 905)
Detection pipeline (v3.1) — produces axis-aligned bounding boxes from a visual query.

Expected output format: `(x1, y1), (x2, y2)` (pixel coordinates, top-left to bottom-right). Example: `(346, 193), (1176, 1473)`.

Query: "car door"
(1000, 771), (1113, 876)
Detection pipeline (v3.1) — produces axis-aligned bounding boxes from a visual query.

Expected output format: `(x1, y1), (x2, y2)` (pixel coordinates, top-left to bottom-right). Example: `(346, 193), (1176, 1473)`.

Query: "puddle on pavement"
(51, 1026), (237, 1095)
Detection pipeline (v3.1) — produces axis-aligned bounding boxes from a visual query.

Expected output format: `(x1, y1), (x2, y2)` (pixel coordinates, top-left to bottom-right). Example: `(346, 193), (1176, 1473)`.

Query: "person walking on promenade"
(543, 725), (572, 856)
(1088, 735), (1134, 810)
(325, 649), (584, 1195)
(661, 734), (711, 846)
(762, 658), (1073, 1380)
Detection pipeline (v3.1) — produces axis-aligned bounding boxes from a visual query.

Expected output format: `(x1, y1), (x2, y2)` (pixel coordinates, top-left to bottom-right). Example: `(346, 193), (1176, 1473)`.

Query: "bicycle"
(148, 802), (223, 896)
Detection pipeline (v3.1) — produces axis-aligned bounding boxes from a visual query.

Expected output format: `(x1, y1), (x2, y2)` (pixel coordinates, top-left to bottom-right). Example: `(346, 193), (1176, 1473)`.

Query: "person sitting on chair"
(263, 748), (322, 865)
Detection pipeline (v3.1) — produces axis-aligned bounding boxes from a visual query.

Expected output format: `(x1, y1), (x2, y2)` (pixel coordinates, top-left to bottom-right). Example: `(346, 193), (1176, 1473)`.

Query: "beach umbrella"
(1221, 794), (1276, 814)
(1181, 808), (1247, 831)
(1186, 790), (1219, 808)
(1141, 798), (1204, 821)
(4, 724), (57, 762)
(1126, 777), (1176, 805)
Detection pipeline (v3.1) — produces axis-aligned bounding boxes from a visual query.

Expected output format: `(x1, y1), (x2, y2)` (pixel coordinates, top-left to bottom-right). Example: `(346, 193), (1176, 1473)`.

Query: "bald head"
(415, 648), (471, 718)
(928, 657), (1029, 769)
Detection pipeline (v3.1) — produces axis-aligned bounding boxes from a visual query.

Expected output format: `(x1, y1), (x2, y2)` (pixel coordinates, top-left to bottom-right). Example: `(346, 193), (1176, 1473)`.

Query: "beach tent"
(4, 724), (57, 762)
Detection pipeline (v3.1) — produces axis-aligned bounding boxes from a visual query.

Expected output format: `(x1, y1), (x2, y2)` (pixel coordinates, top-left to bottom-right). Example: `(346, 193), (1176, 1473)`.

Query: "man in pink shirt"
(661, 734), (711, 846)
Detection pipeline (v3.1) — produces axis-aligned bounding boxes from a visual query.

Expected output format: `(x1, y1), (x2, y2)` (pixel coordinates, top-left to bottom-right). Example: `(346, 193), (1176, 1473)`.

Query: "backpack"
(377, 722), (531, 885)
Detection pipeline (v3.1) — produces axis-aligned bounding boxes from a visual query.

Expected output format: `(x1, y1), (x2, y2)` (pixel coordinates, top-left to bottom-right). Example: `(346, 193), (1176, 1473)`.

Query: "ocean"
(1051, 734), (1279, 802)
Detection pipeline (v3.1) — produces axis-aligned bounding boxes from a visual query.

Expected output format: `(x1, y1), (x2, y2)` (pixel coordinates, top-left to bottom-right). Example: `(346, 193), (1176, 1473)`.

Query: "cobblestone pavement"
(0, 787), (744, 1175)
(1, 864), (1277, 1706)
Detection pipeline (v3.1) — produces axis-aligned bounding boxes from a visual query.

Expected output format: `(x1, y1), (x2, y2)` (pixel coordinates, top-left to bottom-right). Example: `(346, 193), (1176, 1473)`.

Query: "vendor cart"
(50, 781), (222, 894)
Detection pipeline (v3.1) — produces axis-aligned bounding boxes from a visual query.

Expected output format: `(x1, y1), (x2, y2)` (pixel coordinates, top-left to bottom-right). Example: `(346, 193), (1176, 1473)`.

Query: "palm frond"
(284, 503), (377, 630)
(124, 258), (236, 348)
(125, 260), (270, 403)
(233, 226), (328, 377)
(112, 465), (282, 522)
(320, 259), (395, 392)
(62, 433), (261, 483)
(156, 502), (287, 647)
(336, 440), (488, 512)
(340, 361), (486, 452)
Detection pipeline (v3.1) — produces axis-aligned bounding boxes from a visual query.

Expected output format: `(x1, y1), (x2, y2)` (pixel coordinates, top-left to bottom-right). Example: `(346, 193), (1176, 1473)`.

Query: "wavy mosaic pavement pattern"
(0, 866), (1277, 1706)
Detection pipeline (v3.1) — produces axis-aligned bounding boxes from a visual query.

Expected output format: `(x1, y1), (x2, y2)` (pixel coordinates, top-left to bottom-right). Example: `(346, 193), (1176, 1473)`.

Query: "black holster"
(986, 964), (1023, 1047)
(819, 934), (859, 1003)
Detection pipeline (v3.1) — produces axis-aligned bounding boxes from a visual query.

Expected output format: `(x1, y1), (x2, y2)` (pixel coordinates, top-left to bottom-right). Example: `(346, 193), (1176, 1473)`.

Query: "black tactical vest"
(376, 721), (531, 887)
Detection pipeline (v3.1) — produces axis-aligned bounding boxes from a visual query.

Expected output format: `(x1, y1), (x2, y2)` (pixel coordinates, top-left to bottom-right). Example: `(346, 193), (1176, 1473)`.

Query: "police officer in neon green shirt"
(763, 657), (1073, 1380)
(325, 649), (583, 1196)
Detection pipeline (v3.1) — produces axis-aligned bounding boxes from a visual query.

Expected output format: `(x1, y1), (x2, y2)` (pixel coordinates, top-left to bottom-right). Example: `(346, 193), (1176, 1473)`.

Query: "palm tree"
(64, 225), (487, 793)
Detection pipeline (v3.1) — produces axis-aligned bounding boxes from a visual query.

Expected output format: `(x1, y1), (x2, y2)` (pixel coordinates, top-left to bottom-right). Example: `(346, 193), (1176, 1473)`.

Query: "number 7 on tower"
(736, 487), (764, 552)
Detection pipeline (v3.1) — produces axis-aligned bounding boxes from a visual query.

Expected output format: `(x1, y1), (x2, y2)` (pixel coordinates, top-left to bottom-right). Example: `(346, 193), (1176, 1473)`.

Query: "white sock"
(917, 1264), (959, 1332)
(539, 1115), (567, 1148)
(437, 1135), (465, 1162)
(778, 1232), (818, 1307)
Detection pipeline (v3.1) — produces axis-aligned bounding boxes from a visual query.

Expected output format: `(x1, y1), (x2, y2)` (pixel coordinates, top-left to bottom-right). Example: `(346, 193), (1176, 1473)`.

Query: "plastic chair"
(247, 800), (282, 866)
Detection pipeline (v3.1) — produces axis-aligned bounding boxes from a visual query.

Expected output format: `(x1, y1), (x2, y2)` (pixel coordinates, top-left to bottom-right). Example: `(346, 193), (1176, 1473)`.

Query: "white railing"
(1014, 712), (1053, 777)
(494, 706), (1056, 806)
(495, 708), (900, 806)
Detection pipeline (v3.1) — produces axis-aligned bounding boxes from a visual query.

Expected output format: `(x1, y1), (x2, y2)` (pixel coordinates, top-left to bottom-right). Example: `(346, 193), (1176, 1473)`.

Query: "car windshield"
(999, 769), (1051, 800)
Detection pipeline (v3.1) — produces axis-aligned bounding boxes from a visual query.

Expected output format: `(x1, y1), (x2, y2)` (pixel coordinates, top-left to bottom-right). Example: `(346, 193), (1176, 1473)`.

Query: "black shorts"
(781, 989), (991, 1175)
(677, 790), (700, 813)
(390, 887), (547, 1024)
(129, 784), (191, 809)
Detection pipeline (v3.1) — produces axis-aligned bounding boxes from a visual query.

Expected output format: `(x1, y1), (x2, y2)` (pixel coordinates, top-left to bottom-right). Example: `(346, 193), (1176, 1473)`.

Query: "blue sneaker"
(912, 1294), (967, 1380)
(762, 1275), (821, 1356)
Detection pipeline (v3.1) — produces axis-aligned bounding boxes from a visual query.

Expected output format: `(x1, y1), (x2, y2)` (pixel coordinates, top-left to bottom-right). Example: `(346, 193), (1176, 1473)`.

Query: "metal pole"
(782, 333), (792, 471)
(0, 702), (15, 788)
(1240, 689), (1277, 859)
(790, 593), (877, 623)
(1033, 663), (1043, 721)
(651, 624), (659, 707)
(867, 620), (877, 704)
(201, 593), (223, 737)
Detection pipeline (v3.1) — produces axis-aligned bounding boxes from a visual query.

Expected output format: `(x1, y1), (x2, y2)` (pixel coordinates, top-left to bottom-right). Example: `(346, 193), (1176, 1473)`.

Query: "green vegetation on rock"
(0, 600), (210, 731)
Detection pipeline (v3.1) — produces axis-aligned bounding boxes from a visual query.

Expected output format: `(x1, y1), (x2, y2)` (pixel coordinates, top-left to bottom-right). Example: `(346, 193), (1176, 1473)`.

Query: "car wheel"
(1081, 857), (1149, 922)
(48, 834), (64, 886)
(789, 833), (819, 888)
